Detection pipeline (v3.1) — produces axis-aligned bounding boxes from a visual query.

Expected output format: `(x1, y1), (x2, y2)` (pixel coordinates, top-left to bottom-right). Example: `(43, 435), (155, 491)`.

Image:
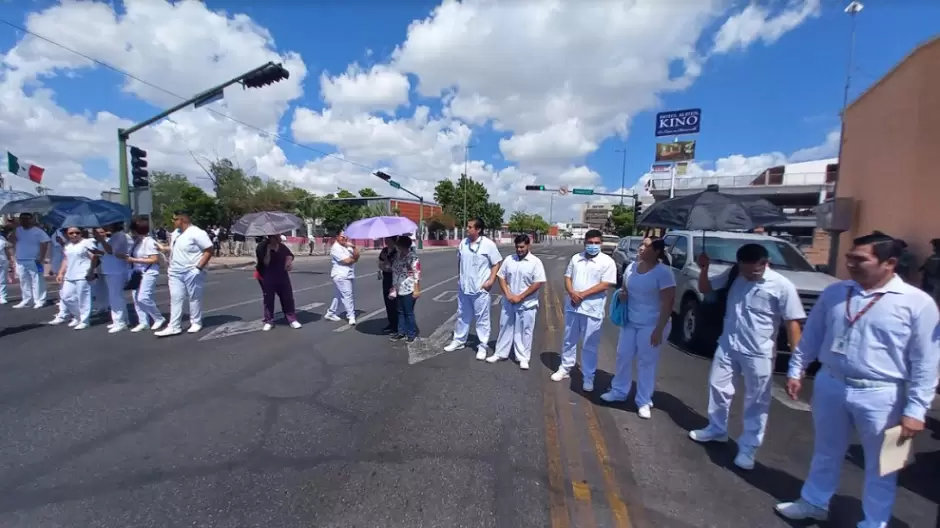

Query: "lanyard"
(844, 287), (885, 328)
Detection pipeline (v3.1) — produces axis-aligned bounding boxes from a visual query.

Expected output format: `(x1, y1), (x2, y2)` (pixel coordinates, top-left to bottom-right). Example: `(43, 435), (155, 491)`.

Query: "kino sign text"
(655, 108), (701, 137)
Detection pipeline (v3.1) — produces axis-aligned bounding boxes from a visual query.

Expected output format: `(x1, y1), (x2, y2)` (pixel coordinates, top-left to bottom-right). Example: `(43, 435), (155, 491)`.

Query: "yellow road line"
(540, 283), (571, 528)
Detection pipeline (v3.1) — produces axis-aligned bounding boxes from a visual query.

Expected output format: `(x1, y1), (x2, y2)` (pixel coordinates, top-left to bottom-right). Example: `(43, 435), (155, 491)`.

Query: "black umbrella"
(0, 195), (91, 216)
(636, 185), (787, 231)
(231, 211), (304, 237)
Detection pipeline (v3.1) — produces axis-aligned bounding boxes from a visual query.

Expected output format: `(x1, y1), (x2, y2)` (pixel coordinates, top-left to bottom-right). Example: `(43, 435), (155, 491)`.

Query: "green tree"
(434, 175), (490, 227)
(480, 201), (506, 235)
(320, 189), (364, 234)
(358, 188), (379, 198)
(150, 171), (219, 228)
(610, 204), (636, 237)
(507, 211), (550, 234)
(360, 202), (388, 219)
(426, 212), (457, 237)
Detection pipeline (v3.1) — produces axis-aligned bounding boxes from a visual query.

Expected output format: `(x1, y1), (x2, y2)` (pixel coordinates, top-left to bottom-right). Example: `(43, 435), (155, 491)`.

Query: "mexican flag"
(7, 152), (44, 183)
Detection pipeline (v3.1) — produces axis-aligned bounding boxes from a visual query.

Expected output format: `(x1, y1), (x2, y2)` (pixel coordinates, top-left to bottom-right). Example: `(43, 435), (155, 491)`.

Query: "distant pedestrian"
(325, 230), (359, 325)
(0, 229), (11, 304)
(443, 217), (503, 359)
(378, 236), (399, 333)
(9, 213), (50, 309)
(155, 210), (213, 337)
(53, 227), (96, 330)
(688, 243), (805, 471)
(256, 234), (301, 331)
(389, 236), (421, 342)
(776, 232), (940, 527)
(601, 237), (676, 419)
(552, 229), (617, 390)
(485, 234), (546, 370)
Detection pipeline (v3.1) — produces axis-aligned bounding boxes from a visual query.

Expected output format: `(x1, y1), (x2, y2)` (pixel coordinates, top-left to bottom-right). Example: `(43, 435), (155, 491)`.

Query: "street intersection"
(0, 244), (936, 527)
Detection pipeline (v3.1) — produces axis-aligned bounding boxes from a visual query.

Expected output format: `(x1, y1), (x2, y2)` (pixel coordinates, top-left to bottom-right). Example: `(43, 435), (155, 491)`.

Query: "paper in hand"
(879, 425), (913, 477)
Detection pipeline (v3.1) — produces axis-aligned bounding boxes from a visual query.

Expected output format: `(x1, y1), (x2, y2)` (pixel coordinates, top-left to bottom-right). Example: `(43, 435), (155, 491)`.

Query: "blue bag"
(608, 292), (627, 327)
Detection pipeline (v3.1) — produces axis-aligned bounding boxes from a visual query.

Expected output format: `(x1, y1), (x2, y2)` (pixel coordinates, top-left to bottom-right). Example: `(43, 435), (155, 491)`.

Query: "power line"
(0, 17), (390, 178)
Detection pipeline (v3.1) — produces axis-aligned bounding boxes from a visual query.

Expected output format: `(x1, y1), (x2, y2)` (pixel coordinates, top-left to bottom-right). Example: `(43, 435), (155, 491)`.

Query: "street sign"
(655, 108), (701, 137)
(558, 186), (569, 196)
(572, 188), (594, 196)
(389, 181), (402, 189)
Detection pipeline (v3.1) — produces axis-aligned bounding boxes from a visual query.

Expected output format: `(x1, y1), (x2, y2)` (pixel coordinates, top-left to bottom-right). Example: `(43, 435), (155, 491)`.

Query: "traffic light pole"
(374, 172), (425, 251)
(117, 61), (285, 207)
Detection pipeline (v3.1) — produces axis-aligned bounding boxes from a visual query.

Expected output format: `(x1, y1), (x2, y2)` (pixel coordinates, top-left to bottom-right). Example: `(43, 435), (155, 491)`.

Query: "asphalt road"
(0, 243), (936, 527)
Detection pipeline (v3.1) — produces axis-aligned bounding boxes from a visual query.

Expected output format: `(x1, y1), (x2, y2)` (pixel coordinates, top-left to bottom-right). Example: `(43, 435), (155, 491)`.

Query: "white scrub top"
(457, 236), (502, 295)
(330, 242), (355, 279)
(169, 226), (212, 274)
(14, 226), (50, 261)
(132, 237), (161, 275)
(623, 261), (676, 327)
(100, 232), (131, 276)
(564, 251), (617, 319)
(63, 239), (97, 281)
(497, 252), (547, 310)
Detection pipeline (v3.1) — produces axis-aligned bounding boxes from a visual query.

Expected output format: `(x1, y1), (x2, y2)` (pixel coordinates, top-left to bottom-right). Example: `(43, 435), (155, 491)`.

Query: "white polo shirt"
(457, 236), (502, 295)
(330, 242), (355, 279)
(497, 252), (547, 310)
(169, 225), (212, 274)
(564, 251), (617, 319)
(14, 226), (50, 261)
(711, 266), (806, 357)
(100, 231), (130, 276)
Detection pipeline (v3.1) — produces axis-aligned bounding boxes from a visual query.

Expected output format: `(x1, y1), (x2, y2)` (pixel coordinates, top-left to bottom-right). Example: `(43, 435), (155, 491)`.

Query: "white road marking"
(407, 312), (460, 365)
(199, 302), (324, 341)
(332, 274), (459, 333)
(199, 273), (372, 315)
(771, 383), (811, 412)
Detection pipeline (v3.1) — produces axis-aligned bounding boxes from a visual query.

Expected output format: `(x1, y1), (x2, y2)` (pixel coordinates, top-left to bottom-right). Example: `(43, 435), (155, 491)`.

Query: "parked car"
(601, 235), (619, 255)
(662, 230), (838, 355)
(612, 236), (642, 286)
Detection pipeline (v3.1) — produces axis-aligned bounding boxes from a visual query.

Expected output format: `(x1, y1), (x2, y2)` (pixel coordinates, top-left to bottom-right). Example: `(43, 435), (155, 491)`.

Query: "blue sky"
(0, 0), (937, 219)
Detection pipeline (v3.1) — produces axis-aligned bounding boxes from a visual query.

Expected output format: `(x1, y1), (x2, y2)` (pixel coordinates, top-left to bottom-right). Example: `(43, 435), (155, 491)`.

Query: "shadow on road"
(0, 322), (44, 338)
(201, 314), (242, 328)
(294, 308), (322, 325)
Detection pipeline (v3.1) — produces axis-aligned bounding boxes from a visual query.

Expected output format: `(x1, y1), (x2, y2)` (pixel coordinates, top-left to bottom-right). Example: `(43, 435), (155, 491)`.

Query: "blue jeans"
(396, 293), (418, 338)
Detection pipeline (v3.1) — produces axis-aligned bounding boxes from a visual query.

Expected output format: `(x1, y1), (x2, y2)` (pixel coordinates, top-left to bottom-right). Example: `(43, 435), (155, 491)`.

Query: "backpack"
(695, 264), (740, 352)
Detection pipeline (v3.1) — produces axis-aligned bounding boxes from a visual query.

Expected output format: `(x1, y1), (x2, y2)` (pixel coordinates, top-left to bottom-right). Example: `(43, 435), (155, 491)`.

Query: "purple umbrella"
(344, 216), (417, 239)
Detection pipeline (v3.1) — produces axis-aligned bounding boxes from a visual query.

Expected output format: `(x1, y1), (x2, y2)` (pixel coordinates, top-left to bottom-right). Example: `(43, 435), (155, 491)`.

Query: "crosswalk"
(532, 253), (575, 261)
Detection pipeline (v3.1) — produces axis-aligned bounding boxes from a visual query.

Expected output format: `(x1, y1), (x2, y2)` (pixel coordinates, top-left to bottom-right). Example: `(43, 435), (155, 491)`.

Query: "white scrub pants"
(92, 276), (108, 311)
(15, 260), (46, 306)
(133, 272), (163, 325)
(560, 311), (604, 382)
(0, 260), (7, 301)
(493, 302), (537, 362)
(103, 272), (127, 326)
(51, 253), (63, 278)
(610, 321), (672, 406)
(706, 345), (773, 453)
(800, 369), (904, 528)
(453, 291), (492, 348)
(327, 277), (355, 320)
(61, 279), (91, 324)
(168, 269), (206, 330)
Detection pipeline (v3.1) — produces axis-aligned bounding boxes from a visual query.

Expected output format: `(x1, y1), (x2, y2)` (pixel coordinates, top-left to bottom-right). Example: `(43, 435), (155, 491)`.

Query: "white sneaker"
(348, 318), (356, 326)
(262, 323), (273, 331)
(33, 303), (44, 309)
(289, 320), (302, 329)
(106, 323), (115, 330)
(688, 428), (729, 443)
(74, 323), (89, 331)
(0, 298), (7, 304)
(130, 323), (149, 333)
(67, 319), (80, 327)
(485, 354), (506, 363)
(324, 313), (341, 322)
(600, 391), (628, 403)
(550, 369), (570, 382)
(187, 324), (203, 334)
(475, 347), (488, 360)
(154, 327), (183, 337)
(734, 450), (755, 470)
(108, 324), (127, 334)
(519, 360), (530, 370)
(150, 319), (167, 331)
(13, 301), (28, 309)
(48, 316), (68, 325)
(774, 499), (828, 521)
(637, 405), (652, 419)
(443, 341), (465, 353)
(582, 379), (594, 392)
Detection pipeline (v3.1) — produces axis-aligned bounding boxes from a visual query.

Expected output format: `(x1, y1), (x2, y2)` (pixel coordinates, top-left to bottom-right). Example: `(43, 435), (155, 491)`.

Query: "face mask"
(585, 244), (601, 256)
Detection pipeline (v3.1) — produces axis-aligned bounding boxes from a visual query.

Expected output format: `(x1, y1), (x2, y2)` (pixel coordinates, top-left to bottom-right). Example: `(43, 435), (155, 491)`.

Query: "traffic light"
(130, 146), (149, 188)
(524, 185), (545, 191)
(374, 171), (391, 181)
(242, 63), (290, 89)
(634, 202), (643, 218)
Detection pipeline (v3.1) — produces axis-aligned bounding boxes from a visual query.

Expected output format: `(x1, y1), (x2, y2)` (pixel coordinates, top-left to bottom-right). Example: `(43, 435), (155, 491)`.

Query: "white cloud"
(712, 0), (821, 54)
(0, 0), (819, 224)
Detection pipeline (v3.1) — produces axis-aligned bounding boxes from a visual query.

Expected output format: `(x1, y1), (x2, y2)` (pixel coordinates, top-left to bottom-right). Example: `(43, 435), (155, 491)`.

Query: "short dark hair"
(173, 209), (191, 218)
(853, 231), (906, 262)
(469, 217), (485, 230)
(585, 229), (603, 241)
(648, 237), (671, 266)
(514, 234), (531, 245)
(736, 243), (769, 263)
(397, 236), (413, 250)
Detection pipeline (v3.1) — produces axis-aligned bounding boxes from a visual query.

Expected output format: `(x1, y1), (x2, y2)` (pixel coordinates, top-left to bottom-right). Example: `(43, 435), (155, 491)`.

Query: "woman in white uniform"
(125, 217), (165, 332)
(94, 223), (131, 333)
(325, 230), (359, 325)
(55, 227), (97, 330)
(601, 237), (676, 419)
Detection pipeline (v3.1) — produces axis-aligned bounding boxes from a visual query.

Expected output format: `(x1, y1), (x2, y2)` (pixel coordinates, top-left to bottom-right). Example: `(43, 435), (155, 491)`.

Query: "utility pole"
(615, 148), (627, 205)
(374, 171), (425, 250)
(462, 142), (475, 235)
(117, 62), (290, 208)
(827, 0), (864, 273)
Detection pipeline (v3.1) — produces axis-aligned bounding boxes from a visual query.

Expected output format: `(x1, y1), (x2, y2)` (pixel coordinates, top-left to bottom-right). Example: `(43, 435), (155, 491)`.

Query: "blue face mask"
(585, 244), (601, 256)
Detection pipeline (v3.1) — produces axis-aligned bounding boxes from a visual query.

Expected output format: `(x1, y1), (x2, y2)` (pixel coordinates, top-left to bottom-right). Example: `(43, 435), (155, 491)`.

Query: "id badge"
(831, 336), (847, 355)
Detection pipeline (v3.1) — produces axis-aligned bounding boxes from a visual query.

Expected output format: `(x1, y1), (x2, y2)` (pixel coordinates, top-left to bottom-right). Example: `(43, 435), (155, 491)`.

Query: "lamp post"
(374, 171), (425, 251)
(462, 143), (474, 235)
(615, 148), (627, 205)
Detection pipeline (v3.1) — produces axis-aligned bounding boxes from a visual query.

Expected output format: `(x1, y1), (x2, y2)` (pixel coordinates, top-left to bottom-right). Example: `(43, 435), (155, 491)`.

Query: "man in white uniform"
(689, 243), (805, 470)
(552, 229), (617, 390)
(94, 224), (131, 333)
(776, 232), (940, 527)
(325, 230), (359, 325)
(155, 210), (213, 337)
(443, 218), (503, 360)
(9, 213), (50, 308)
(485, 234), (546, 370)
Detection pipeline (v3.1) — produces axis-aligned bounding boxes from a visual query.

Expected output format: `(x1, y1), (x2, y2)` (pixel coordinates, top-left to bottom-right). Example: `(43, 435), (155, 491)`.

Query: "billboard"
(650, 163), (672, 173)
(655, 141), (696, 162)
(655, 108), (701, 137)
(675, 162), (688, 176)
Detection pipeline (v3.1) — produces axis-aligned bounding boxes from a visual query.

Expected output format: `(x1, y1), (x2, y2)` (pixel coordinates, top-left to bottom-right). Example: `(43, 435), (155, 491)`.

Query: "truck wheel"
(678, 298), (699, 348)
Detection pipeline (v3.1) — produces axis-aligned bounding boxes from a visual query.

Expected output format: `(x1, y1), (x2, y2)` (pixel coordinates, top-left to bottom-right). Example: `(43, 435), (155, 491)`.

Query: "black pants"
(382, 272), (398, 330)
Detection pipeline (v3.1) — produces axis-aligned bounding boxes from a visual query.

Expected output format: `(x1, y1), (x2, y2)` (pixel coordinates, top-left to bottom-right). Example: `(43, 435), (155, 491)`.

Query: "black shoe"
(406, 335), (416, 343)
(382, 325), (395, 334)
(389, 333), (405, 341)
